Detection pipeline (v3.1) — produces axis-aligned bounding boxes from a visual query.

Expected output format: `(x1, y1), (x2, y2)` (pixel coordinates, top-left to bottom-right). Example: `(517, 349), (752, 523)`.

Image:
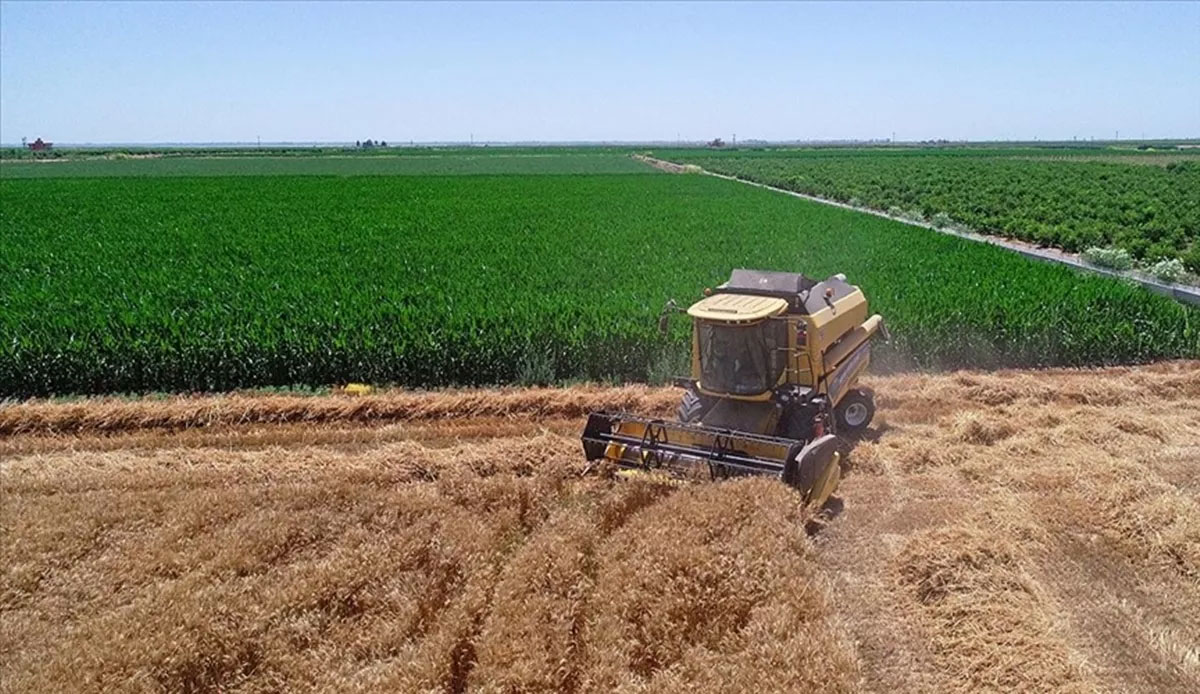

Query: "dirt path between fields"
(3, 362), (1198, 692)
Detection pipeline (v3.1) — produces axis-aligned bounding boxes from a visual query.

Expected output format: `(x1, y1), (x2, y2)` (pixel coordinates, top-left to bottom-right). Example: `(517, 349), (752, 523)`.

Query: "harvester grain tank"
(582, 269), (886, 506)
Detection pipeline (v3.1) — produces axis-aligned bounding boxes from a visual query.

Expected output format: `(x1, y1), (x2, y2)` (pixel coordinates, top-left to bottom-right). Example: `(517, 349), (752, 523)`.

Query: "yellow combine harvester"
(582, 269), (886, 506)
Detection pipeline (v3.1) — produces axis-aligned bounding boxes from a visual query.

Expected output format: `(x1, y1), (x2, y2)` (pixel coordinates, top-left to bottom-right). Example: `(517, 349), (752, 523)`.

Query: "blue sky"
(1, 1), (1197, 144)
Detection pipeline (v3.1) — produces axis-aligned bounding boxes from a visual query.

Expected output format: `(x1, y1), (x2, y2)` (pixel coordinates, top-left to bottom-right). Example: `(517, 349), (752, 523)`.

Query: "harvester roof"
(687, 294), (788, 322)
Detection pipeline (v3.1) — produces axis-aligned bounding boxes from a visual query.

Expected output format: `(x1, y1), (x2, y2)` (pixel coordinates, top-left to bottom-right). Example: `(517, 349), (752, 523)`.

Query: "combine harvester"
(582, 269), (885, 506)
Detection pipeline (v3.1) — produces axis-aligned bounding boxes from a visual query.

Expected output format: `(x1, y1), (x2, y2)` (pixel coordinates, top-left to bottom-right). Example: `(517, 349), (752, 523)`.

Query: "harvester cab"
(582, 269), (885, 506)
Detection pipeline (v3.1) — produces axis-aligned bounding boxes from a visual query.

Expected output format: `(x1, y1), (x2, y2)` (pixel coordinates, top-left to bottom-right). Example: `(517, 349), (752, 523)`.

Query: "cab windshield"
(698, 319), (787, 395)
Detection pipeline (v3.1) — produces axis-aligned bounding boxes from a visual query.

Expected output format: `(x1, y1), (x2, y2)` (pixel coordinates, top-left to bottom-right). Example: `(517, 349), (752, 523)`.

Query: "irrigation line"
(637, 156), (1200, 308)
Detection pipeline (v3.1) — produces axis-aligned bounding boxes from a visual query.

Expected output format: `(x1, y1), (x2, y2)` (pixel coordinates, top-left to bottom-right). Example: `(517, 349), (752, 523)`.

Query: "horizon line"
(5, 137), (1200, 149)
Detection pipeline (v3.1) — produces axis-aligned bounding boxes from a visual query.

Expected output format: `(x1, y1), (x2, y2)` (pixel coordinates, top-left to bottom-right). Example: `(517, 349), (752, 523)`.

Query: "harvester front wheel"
(835, 389), (875, 435)
(678, 388), (711, 423)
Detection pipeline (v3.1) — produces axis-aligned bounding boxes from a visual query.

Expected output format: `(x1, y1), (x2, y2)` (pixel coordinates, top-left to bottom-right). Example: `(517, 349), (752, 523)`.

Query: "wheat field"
(2, 362), (1198, 693)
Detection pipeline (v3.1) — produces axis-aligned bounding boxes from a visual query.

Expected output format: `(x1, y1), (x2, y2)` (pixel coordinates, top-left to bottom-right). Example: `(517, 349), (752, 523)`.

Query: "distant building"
(28, 138), (53, 151)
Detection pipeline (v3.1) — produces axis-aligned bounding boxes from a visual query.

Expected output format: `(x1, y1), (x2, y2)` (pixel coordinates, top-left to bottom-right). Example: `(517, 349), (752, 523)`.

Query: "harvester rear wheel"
(835, 389), (875, 435)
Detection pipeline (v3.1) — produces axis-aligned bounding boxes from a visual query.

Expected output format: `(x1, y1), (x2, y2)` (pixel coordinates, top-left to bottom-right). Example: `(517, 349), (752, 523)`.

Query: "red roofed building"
(28, 138), (52, 151)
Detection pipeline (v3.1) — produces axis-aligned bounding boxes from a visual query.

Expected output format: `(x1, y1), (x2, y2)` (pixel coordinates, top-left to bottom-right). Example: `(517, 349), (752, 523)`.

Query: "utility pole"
(891, 131), (895, 143)
(732, 133), (736, 146)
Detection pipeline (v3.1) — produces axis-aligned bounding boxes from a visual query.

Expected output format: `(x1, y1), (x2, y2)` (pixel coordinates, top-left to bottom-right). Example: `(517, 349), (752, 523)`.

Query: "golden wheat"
(3, 361), (1198, 693)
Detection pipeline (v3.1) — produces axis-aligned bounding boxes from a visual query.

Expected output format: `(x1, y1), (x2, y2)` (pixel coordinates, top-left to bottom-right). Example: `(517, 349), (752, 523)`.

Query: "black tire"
(678, 388), (709, 423)
(834, 389), (875, 435)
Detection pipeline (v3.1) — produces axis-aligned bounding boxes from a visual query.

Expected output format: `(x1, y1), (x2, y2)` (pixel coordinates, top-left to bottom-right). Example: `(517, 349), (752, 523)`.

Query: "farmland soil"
(2, 362), (1198, 693)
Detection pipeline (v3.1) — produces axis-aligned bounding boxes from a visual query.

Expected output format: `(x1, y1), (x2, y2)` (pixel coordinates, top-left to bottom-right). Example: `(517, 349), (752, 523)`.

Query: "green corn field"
(1, 170), (1196, 396)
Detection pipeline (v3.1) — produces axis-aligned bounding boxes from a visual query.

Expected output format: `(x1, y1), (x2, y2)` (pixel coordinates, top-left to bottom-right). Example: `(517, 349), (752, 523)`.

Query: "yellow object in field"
(343, 383), (374, 396)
